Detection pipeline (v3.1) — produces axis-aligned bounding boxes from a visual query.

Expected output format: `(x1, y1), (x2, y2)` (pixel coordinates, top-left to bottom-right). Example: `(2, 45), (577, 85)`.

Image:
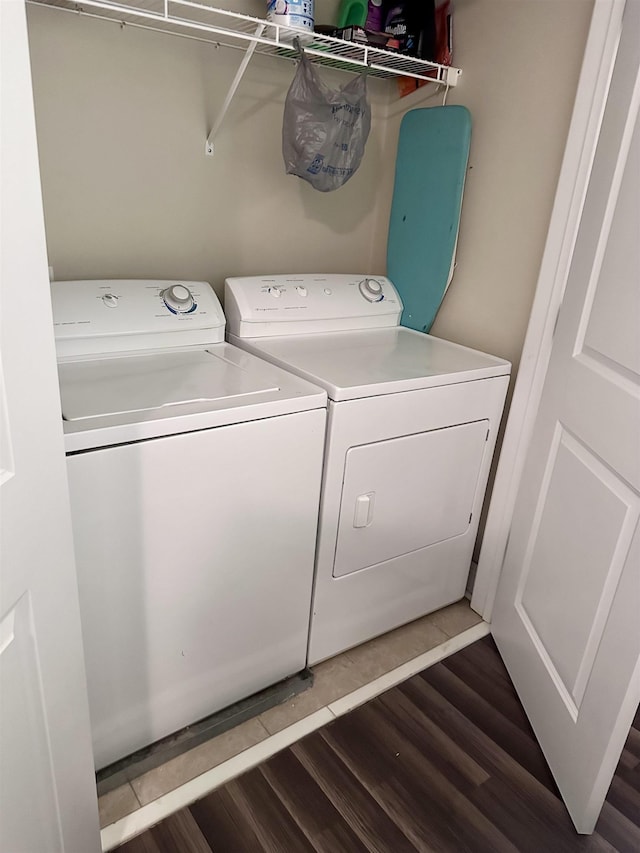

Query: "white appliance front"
(66, 409), (324, 769)
(310, 380), (507, 663)
(53, 280), (327, 769)
(225, 275), (510, 665)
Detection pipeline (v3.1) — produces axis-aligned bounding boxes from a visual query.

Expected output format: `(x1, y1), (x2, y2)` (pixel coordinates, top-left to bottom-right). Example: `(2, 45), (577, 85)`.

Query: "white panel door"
(0, 2), (100, 850)
(492, 0), (640, 834)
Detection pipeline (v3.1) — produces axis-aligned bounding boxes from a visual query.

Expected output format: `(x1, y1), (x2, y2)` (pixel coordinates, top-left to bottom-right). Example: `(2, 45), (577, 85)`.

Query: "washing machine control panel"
(162, 283), (197, 314)
(52, 279), (226, 358)
(358, 277), (384, 302)
(225, 274), (403, 338)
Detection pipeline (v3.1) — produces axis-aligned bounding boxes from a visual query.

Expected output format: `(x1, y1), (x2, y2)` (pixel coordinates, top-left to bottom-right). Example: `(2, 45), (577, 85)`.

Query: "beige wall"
(26, 1), (387, 301)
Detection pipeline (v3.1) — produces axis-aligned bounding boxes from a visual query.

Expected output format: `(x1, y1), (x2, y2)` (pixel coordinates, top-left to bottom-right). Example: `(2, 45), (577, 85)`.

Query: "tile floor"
(98, 599), (482, 829)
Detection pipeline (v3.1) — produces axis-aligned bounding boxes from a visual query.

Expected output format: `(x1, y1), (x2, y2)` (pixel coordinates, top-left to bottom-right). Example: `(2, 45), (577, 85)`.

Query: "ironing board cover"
(387, 105), (472, 333)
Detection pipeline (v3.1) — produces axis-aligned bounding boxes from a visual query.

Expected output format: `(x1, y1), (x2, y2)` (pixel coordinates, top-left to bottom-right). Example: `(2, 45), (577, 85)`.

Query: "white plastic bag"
(282, 55), (371, 192)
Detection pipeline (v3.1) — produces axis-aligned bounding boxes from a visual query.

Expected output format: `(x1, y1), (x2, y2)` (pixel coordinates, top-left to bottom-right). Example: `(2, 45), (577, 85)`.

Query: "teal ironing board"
(387, 106), (472, 333)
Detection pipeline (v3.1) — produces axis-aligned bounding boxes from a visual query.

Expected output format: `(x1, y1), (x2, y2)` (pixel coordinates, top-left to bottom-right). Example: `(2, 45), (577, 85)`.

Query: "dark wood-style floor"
(115, 637), (640, 852)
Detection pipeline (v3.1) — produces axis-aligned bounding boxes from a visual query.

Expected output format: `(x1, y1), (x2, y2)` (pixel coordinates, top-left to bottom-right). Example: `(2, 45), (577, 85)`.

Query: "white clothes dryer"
(52, 279), (326, 770)
(225, 274), (511, 665)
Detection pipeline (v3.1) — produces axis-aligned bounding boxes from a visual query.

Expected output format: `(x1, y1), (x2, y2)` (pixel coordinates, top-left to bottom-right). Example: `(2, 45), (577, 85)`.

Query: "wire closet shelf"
(29, 0), (461, 87)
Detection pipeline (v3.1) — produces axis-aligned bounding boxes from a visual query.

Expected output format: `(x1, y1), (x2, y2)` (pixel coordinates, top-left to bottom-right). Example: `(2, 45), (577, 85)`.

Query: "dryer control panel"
(52, 279), (226, 359)
(225, 274), (403, 338)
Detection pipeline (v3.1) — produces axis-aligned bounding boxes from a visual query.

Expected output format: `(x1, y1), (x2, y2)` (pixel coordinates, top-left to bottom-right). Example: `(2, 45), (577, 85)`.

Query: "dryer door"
(333, 419), (489, 578)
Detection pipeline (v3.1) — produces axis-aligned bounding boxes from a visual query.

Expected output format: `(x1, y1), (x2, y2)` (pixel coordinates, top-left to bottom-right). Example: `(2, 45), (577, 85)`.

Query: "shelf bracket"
(444, 65), (462, 87)
(205, 23), (266, 156)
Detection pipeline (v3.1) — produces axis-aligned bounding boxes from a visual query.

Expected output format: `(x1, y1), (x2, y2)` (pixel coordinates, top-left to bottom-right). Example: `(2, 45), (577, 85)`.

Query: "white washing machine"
(52, 279), (327, 770)
(225, 274), (511, 665)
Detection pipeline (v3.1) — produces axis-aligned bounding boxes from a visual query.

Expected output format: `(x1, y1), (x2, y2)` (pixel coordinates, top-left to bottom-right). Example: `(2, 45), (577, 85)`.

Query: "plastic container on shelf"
(266, 0), (314, 33)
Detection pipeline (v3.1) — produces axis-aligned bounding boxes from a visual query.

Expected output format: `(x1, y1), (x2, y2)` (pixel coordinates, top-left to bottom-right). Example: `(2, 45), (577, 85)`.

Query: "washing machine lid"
(232, 326), (510, 402)
(58, 343), (327, 452)
(59, 349), (282, 421)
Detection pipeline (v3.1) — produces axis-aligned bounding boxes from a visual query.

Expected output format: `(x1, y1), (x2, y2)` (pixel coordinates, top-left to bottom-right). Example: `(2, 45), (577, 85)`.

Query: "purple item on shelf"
(365, 0), (384, 31)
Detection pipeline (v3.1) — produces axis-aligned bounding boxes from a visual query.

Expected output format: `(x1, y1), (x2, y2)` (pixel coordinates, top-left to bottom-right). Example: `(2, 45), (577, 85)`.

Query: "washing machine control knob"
(162, 284), (195, 313)
(359, 278), (384, 302)
(102, 292), (119, 308)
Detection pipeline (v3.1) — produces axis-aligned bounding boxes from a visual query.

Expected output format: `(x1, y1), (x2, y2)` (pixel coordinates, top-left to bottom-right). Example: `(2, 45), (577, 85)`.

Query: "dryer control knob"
(359, 278), (384, 302)
(162, 284), (195, 313)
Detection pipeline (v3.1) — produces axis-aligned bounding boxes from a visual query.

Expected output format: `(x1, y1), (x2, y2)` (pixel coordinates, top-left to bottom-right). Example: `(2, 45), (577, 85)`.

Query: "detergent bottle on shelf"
(336, 0), (367, 29)
(384, 1), (436, 58)
(365, 0), (384, 32)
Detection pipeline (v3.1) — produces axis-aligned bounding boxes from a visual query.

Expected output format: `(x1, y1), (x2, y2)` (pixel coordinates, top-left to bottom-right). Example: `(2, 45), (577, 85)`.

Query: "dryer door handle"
(353, 492), (375, 528)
